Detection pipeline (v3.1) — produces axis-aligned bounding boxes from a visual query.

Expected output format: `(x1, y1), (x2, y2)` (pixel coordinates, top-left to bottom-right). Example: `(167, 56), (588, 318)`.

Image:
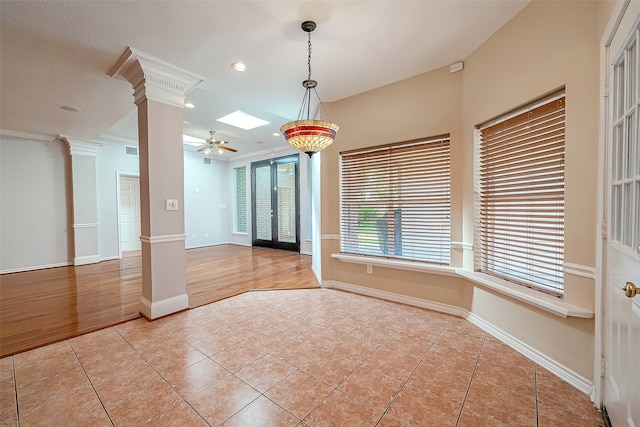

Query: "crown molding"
(0, 129), (57, 142)
(59, 135), (103, 156)
(108, 47), (205, 108)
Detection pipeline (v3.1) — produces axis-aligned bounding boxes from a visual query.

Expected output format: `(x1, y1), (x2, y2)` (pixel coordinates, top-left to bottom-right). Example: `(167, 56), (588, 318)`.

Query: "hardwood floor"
(0, 245), (318, 358)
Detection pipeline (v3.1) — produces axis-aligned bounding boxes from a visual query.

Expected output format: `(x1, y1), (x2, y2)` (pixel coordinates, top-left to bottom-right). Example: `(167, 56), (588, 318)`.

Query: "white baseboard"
(465, 313), (593, 396)
(100, 256), (120, 262)
(322, 279), (594, 397)
(300, 250), (312, 255)
(139, 294), (189, 320)
(74, 255), (100, 266)
(1, 261), (71, 274)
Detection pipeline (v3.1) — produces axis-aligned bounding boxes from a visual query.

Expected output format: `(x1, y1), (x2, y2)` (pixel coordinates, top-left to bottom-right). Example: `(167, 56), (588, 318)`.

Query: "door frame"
(595, 0), (633, 409)
(251, 154), (300, 252)
(116, 171), (140, 259)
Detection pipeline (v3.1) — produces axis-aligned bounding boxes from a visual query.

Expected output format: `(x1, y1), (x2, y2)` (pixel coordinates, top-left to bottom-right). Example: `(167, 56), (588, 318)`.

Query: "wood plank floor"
(0, 245), (318, 357)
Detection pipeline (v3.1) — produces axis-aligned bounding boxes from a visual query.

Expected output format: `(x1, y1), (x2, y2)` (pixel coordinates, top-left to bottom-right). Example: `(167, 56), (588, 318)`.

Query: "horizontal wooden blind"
(477, 94), (565, 296)
(340, 137), (451, 264)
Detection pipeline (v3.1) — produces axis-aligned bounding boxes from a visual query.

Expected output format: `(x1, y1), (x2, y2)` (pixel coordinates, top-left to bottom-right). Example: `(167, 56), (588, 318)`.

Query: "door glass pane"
(255, 165), (272, 240)
(624, 182), (633, 246)
(616, 123), (624, 180)
(277, 161), (296, 243)
(613, 184), (622, 242)
(616, 60), (625, 119)
(626, 111), (636, 178)
(636, 181), (640, 249)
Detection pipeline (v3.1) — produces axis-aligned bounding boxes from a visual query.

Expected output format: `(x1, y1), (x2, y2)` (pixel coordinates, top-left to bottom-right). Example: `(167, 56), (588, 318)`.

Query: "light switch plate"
(165, 199), (178, 211)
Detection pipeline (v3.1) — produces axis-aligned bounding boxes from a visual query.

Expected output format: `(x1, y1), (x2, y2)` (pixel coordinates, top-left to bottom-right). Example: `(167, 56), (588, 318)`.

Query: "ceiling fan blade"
(197, 145), (207, 152)
(218, 145), (238, 152)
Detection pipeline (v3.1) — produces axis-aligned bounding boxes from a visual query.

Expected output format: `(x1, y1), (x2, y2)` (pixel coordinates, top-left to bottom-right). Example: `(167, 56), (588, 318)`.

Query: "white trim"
(73, 223), (99, 229)
(100, 256), (120, 262)
(322, 234), (340, 240)
(323, 280), (593, 397)
(185, 242), (229, 250)
(323, 280), (466, 317)
(300, 250), (312, 256)
(564, 263), (596, 280)
(465, 312), (593, 396)
(331, 253), (458, 277)
(74, 255), (100, 266)
(456, 269), (593, 319)
(0, 129), (57, 142)
(312, 264), (321, 284)
(61, 137), (103, 157)
(1, 262), (71, 274)
(450, 241), (473, 251)
(139, 294), (189, 319)
(140, 234), (187, 244)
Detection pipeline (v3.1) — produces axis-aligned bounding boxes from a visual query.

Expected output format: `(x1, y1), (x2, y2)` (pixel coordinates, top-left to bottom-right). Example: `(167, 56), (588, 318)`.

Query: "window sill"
(330, 253), (458, 276)
(455, 270), (593, 319)
(231, 232), (248, 236)
(330, 253), (594, 319)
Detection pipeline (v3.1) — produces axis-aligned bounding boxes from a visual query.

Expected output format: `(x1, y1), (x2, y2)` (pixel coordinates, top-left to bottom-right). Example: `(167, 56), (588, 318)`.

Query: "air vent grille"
(124, 146), (138, 156)
(203, 157), (212, 165)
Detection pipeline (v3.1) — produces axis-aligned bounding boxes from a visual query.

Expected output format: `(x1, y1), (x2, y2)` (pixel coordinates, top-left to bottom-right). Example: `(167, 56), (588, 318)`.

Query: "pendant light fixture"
(281, 20), (339, 157)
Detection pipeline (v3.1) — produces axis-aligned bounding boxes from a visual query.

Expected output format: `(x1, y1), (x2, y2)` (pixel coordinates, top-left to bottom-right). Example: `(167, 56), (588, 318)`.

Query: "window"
(476, 91), (565, 296)
(234, 166), (247, 233)
(340, 136), (451, 265)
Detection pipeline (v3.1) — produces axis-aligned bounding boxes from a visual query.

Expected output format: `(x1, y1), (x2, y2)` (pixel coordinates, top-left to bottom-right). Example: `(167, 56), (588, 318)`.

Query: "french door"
(603, 1), (640, 425)
(251, 155), (300, 252)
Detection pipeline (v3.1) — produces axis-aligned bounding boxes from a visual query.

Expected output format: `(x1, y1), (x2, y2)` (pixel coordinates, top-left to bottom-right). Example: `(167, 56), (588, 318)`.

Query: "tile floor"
(0, 289), (604, 426)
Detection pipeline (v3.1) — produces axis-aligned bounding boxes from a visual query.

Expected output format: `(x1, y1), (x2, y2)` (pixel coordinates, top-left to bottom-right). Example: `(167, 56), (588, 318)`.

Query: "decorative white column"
(62, 137), (102, 266)
(109, 47), (204, 319)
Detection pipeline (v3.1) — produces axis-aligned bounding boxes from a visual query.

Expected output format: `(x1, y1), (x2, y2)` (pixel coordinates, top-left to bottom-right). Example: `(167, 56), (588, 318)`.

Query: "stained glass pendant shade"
(281, 20), (339, 157)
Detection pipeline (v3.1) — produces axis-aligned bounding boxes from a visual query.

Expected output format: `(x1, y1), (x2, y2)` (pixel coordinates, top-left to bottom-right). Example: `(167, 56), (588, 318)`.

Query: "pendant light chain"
(307, 31), (312, 81)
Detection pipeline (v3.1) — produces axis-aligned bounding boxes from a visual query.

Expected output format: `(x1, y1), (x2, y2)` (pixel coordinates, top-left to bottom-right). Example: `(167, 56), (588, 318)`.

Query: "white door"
(604, 2), (640, 425)
(119, 176), (141, 252)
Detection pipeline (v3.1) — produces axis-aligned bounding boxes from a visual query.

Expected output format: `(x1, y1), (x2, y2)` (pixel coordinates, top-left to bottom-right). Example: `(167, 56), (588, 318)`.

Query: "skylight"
(216, 110), (269, 130)
(183, 134), (204, 147)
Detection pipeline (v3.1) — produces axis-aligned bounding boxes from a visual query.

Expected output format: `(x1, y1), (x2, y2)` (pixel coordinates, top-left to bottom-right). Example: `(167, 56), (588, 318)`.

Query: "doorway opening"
(251, 155), (300, 252)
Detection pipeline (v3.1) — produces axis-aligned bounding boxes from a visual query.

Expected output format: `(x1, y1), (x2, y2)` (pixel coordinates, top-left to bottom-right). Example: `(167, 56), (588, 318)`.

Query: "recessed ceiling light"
(217, 110), (269, 130)
(231, 62), (248, 72)
(184, 102), (195, 109)
(183, 134), (205, 146)
(60, 105), (80, 112)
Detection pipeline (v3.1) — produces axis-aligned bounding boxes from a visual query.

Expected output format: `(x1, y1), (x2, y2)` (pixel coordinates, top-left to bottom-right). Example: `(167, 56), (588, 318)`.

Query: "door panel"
(251, 156), (299, 251)
(119, 176), (141, 252)
(604, 2), (640, 425)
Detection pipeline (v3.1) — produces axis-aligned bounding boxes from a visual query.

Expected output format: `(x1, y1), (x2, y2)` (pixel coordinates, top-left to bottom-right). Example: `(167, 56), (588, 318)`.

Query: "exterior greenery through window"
(234, 166), (247, 233)
(475, 91), (565, 296)
(340, 136), (451, 265)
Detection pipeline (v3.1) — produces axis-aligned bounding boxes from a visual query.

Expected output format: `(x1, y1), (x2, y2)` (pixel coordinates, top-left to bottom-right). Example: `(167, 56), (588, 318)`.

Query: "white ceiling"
(0, 1), (529, 157)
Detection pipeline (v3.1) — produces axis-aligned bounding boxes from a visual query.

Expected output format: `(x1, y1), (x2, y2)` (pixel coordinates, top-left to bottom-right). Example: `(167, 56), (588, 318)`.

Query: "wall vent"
(203, 157), (212, 165)
(124, 145), (138, 156)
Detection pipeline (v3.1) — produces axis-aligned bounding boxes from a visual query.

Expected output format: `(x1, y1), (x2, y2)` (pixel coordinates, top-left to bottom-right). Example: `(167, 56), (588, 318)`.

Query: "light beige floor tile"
(388, 385), (461, 427)
(221, 395), (299, 427)
(304, 390), (382, 427)
(18, 384), (103, 426)
(464, 378), (537, 426)
(407, 360), (471, 405)
(211, 341), (266, 372)
(143, 401), (209, 426)
(187, 374), (260, 426)
(301, 350), (359, 387)
(164, 357), (230, 398)
(265, 370), (334, 419)
(105, 378), (183, 426)
(235, 354), (296, 393)
(338, 365), (403, 410)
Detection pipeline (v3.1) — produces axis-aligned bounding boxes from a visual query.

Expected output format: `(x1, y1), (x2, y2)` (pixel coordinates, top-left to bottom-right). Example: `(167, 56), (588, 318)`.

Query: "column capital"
(108, 47), (205, 108)
(59, 136), (102, 156)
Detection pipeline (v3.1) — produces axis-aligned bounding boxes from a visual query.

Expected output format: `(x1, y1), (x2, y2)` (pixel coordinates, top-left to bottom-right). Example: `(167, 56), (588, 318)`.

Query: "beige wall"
(321, 0), (614, 382)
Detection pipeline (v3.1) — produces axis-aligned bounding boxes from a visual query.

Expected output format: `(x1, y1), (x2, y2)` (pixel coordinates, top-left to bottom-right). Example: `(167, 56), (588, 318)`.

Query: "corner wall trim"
(321, 234), (340, 240)
(74, 255), (100, 266)
(322, 279), (594, 397)
(139, 293), (189, 319)
(465, 312), (593, 396)
(140, 234), (187, 244)
(73, 223), (99, 229)
(1, 262), (72, 274)
(322, 280), (466, 317)
(450, 241), (473, 251)
(564, 263), (596, 280)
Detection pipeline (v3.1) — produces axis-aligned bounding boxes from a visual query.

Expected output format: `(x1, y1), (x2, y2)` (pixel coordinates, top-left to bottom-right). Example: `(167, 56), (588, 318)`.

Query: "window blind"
(340, 136), (451, 265)
(476, 93), (565, 296)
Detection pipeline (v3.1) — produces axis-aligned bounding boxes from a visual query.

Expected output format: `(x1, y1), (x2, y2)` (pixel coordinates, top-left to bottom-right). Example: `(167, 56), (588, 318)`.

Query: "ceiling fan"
(197, 130), (238, 155)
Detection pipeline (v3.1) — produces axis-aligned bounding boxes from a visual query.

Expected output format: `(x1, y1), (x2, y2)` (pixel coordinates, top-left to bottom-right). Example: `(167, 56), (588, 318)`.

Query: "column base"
(139, 293), (189, 320)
